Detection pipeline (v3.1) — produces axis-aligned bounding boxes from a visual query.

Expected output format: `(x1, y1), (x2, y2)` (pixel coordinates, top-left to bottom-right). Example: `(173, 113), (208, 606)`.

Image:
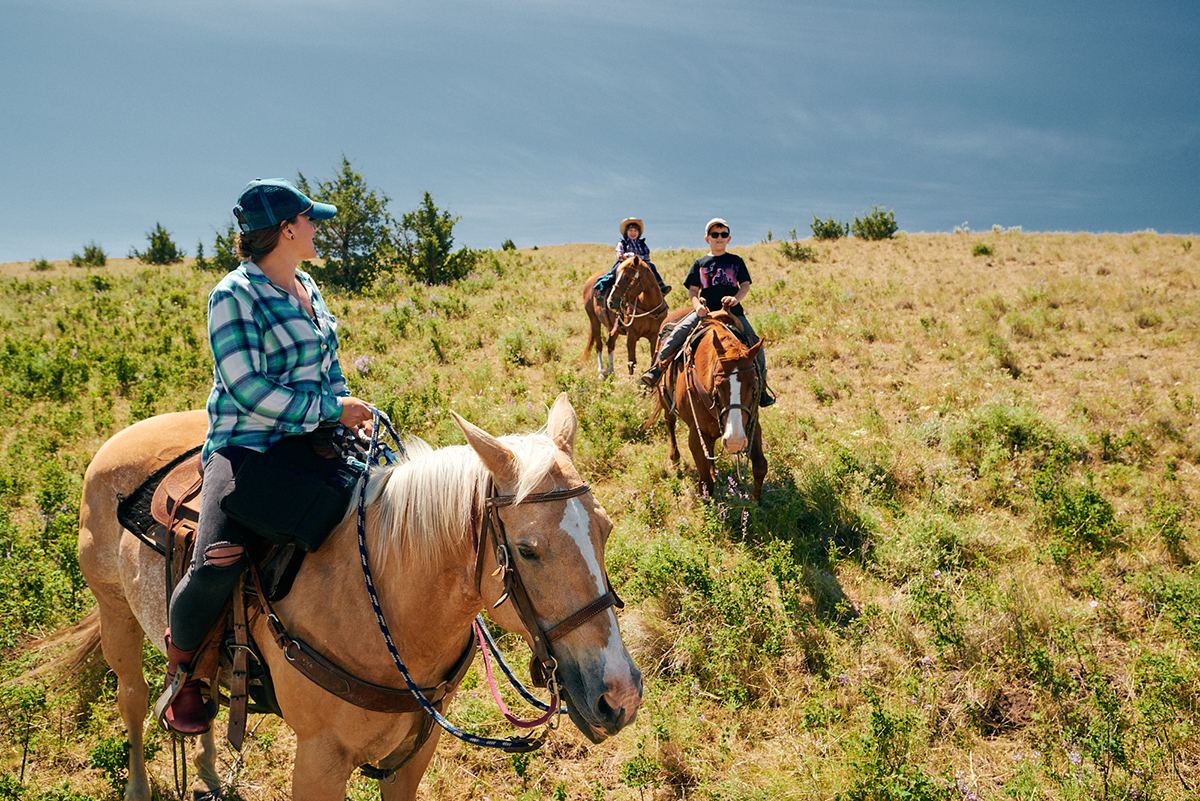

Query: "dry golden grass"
(2, 231), (1199, 799)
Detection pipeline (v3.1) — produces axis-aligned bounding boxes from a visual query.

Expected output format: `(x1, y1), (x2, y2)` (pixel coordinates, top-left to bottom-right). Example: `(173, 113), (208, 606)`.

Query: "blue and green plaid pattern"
(202, 262), (349, 461)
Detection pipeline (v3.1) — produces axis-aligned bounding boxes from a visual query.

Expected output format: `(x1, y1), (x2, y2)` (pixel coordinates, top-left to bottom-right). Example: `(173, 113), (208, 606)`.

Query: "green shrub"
(851, 206), (898, 241)
(397, 191), (476, 285)
(779, 228), (817, 261)
(942, 401), (1072, 473)
(70, 242), (107, 267)
(499, 329), (531, 367)
(620, 535), (788, 704)
(130, 223), (184, 264)
(972, 243), (994, 257)
(987, 333), (1021, 378)
(502, 239), (516, 251)
(780, 241), (817, 262)
(210, 223), (241, 273)
(193, 241), (208, 270)
(32, 259), (52, 272)
(1034, 469), (1123, 553)
(792, 463), (875, 567)
(1135, 569), (1200, 650)
(811, 215), (849, 240)
(297, 157), (393, 291)
(838, 688), (949, 801)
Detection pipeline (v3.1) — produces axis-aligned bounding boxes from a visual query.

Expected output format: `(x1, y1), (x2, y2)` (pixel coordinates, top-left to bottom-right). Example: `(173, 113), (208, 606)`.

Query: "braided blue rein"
(353, 408), (552, 752)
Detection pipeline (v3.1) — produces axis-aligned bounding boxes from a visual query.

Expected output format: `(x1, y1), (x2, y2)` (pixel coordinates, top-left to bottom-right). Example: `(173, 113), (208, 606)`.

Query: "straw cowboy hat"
(620, 218), (644, 237)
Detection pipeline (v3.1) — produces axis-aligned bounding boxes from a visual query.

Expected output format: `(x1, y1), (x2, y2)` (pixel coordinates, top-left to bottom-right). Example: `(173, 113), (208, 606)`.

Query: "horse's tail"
(11, 608), (104, 687)
(642, 387), (665, 430)
(581, 276), (603, 361)
(582, 310), (600, 361)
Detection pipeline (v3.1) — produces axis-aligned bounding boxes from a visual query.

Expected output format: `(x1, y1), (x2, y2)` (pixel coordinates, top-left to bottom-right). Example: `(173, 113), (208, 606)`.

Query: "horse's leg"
(586, 303), (607, 379)
(194, 730), (221, 797)
(750, 426), (768, 503)
(625, 330), (639, 375)
(79, 505), (153, 801)
(91, 591), (153, 801)
(604, 325), (616, 377)
(291, 735), (353, 801)
(664, 398), (680, 463)
(379, 725), (446, 801)
(687, 426), (716, 499)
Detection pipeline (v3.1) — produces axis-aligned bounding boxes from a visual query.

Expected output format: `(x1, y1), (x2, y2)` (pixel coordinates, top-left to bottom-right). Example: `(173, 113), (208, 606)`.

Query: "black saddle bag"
(219, 430), (365, 553)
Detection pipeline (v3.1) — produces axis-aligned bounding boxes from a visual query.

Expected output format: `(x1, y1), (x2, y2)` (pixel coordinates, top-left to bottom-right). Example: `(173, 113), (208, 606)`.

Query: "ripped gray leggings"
(167, 446), (253, 652)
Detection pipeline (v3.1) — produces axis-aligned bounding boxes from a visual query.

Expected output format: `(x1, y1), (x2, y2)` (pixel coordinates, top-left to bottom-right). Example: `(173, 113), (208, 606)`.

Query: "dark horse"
(648, 310), (767, 501)
(582, 255), (668, 378)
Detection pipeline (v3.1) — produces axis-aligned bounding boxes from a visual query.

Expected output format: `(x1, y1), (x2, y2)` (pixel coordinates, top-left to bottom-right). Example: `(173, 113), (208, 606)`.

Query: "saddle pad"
(116, 445), (203, 553)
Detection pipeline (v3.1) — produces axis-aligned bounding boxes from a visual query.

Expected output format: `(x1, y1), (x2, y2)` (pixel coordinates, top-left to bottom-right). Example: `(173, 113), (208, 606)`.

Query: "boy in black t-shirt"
(640, 218), (774, 407)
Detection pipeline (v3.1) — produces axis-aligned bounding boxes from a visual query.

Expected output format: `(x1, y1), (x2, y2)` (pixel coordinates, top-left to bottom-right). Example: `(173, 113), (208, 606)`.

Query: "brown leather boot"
(158, 632), (211, 735)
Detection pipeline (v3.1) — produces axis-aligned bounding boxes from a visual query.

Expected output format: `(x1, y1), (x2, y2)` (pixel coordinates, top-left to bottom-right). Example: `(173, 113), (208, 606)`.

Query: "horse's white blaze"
(722, 373), (748, 453)
(560, 498), (606, 596)
(560, 498), (629, 668)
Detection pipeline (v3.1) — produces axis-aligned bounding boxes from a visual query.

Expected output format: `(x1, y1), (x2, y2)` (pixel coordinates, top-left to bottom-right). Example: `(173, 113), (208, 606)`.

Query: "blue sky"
(2, 0), (1197, 263)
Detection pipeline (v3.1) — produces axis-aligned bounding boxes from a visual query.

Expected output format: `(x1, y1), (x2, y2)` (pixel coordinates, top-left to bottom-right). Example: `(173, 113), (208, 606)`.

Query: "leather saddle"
(125, 450), (303, 745)
(136, 447), (477, 752)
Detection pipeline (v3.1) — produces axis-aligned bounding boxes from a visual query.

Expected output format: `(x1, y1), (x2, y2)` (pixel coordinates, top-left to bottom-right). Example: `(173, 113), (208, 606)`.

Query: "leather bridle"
(608, 261), (667, 325)
(473, 481), (624, 690)
(688, 355), (761, 441)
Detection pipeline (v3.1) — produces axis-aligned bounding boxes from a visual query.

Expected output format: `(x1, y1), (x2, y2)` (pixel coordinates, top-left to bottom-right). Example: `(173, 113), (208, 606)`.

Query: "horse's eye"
(516, 544), (540, 560)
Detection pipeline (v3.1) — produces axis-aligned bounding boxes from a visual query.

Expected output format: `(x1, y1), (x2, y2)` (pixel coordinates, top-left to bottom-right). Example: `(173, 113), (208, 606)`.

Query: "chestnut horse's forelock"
(694, 322), (759, 406)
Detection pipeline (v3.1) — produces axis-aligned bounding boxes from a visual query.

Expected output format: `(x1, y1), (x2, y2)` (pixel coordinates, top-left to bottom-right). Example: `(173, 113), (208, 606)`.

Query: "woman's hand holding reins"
(338, 396), (376, 438)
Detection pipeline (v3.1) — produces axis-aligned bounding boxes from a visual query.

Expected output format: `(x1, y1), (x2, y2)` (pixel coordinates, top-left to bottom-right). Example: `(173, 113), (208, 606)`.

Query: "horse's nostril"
(596, 693), (619, 723)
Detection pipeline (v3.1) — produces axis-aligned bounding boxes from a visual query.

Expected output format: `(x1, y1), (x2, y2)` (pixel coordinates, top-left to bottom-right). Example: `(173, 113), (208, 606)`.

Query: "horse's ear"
(748, 338), (765, 360)
(546, 392), (578, 458)
(450, 411), (520, 487)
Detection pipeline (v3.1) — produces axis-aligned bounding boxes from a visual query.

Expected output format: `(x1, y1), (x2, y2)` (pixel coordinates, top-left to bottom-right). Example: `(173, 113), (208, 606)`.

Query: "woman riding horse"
(161, 179), (376, 734)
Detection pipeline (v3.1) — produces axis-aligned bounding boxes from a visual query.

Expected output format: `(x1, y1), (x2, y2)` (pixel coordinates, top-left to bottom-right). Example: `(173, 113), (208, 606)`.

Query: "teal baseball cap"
(233, 179), (338, 232)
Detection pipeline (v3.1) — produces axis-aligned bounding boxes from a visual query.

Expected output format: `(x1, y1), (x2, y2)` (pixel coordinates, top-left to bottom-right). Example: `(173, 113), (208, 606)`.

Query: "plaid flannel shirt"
(202, 262), (349, 461)
(615, 236), (651, 262)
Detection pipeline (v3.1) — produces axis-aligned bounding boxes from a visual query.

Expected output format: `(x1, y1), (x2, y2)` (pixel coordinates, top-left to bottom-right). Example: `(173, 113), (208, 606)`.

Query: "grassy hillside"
(1, 231), (1198, 800)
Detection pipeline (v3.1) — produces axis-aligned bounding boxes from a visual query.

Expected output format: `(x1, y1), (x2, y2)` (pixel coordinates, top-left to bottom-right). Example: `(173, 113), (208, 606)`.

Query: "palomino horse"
(582, 255), (668, 378)
(77, 394), (642, 801)
(649, 310), (768, 501)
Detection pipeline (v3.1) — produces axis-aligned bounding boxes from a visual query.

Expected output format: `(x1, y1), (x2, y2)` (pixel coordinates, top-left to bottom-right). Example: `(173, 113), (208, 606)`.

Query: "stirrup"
(154, 666), (211, 735)
(153, 663), (191, 730)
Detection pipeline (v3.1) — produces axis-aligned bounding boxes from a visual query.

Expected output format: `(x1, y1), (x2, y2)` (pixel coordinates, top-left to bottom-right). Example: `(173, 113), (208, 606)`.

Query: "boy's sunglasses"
(708, 231), (730, 238)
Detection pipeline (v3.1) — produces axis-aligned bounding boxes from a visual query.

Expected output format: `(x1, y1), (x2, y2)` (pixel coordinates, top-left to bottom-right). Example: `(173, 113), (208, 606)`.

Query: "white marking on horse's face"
(560, 497), (629, 669)
(561, 498), (606, 596)
(722, 373), (748, 453)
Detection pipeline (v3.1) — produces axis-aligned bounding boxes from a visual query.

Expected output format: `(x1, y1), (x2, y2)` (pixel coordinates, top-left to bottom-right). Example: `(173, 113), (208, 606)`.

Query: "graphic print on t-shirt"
(701, 262), (740, 289)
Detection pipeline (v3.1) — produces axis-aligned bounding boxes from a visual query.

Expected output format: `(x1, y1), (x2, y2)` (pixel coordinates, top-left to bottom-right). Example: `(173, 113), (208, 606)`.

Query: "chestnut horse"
(582, 255), (668, 378)
(76, 394), (641, 800)
(649, 310), (768, 501)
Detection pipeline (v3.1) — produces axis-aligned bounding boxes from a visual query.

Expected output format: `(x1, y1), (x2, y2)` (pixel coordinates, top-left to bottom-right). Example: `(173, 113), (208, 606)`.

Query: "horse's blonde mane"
(364, 429), (561, 576)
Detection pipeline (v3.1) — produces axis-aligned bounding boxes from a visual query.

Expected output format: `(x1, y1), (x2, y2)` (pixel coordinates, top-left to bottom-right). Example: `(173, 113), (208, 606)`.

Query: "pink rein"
(473, 619), (560, 728)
